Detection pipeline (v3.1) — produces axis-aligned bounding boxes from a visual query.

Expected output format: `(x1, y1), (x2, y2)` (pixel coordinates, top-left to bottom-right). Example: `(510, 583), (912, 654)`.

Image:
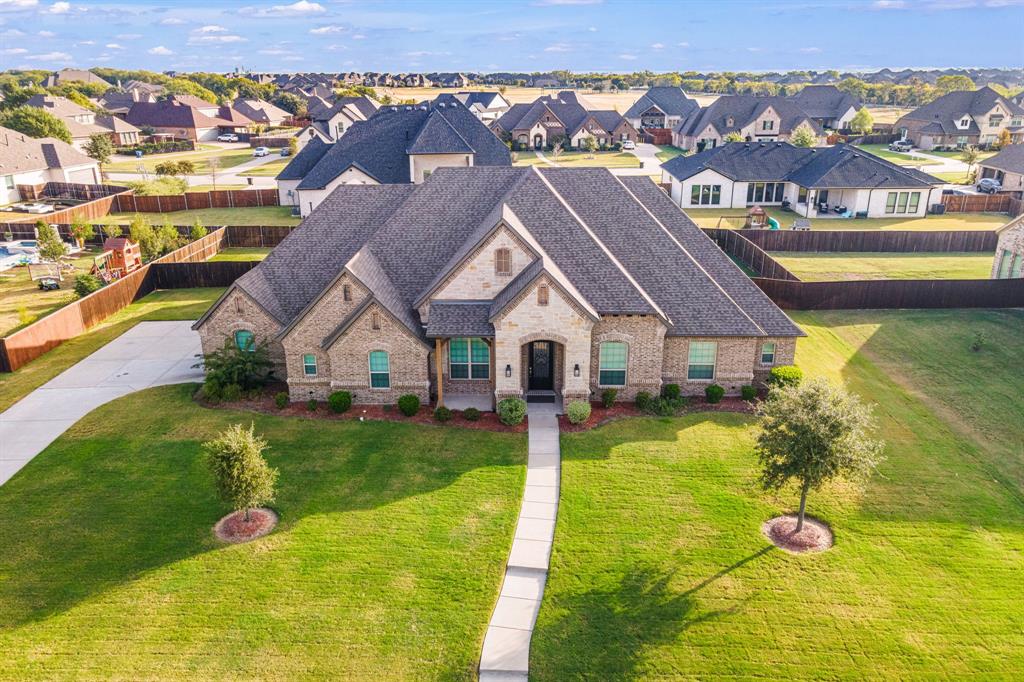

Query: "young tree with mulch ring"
(204, 423), (279, 541)
(755, 377), (883, 550)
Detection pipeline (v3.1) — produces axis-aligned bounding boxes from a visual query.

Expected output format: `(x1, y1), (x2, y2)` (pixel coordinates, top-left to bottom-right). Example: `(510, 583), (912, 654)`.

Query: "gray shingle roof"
(978, 143), (1024, 174)
(407, 111), (475, 154)
(898, 87), (1024, 132)
(0, 126), (96, 174)
(276, 137), (330, 181)
(493, 95), (628, 137)
(624, 87), (699, 119)
(661, 141), (941, 188)
(222, 166), (801, 342)
(675, 95), (821, 138)
(788, 85), (861, 120)
(425, 301), (494, 337)
(295, 103), (510, 189)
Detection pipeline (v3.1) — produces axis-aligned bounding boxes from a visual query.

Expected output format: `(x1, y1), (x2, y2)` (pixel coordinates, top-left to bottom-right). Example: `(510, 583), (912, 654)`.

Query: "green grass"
(532, 309), (1024, 679)
(931, 171), (972, 184)
(238, 159), (290, 177)
(772, 251), (994, 280)
(655, 145), (686, 163)
(104, 147), (257, 174)
(925, 149), (996, 161)
(96, 207), (300, 227)
(207, 247), (272, 262)
(0, 287), (224, 413)
(0, 384), (526, 679)
(512, 151), (640, 168)
(684, 207), (1008, 231)
(0, 248), (101, 335)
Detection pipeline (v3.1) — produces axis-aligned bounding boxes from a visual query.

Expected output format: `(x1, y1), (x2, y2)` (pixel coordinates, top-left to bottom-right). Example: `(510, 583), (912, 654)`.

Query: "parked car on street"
(253, 147), (271, 157)
(977, 178), (1002, 194)
(888, 140), (913, 152)
(279, 147), (291, 157)
(622, 140), (636, 150)
(217, 133), (239, 142)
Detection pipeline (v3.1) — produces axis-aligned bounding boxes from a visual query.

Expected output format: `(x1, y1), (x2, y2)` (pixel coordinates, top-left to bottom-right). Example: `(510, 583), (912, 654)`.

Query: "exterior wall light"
(505, 364), (512, 378)
(573, 363), (580, 377)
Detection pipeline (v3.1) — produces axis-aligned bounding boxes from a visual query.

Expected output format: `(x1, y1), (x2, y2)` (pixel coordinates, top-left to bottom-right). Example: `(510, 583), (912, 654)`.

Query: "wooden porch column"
(435, 338), (444, 407)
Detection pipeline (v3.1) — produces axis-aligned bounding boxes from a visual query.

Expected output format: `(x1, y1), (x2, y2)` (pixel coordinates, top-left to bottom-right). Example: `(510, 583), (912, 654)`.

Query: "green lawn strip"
(0, 288), (224, 412)
(684, 207), (1007, 231)
(0, 384), (526, 679)
(926, 149), (996, 161)
(95, 207), (300, 227)
(512, 151), (548, 167)
(238, 159), (289, 177)
(105, 148), (256, 174)
(551, 151), (640, 168)
(532, 311), (1024, 679)
(931, 171), (972, 184)
(207, 247), (272, 262)
(854, 144), (937, 166)
(0, 248), (102, 335)
(771, 251), (994, 280)
(655, 145), (686, 163)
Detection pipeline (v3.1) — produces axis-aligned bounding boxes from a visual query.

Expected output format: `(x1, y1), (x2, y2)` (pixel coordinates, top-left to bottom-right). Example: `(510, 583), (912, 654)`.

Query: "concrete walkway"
(479, 402), (561, 681)
(615, 141), (663, 176)
(0, 321), (203, 486)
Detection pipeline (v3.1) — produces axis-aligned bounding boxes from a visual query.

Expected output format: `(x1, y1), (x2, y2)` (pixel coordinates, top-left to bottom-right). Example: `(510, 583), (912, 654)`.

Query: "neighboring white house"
(661, 141), (943, 219)
(0, 126), (101, 205)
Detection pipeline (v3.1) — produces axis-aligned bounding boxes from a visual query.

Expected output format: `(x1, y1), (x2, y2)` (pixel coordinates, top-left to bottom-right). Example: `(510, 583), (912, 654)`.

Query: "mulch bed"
(762, 515), (834, 554)
(214, 508), (278, 543)
(558, 397), (756, 432)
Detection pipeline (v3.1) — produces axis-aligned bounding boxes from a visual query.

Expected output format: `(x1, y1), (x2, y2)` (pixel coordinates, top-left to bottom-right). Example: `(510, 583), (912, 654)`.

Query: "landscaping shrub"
(73, 273), (103, 298)
(741, 385), (757, 401)
(662, 383), (681, 400)
(274, 392), (289, 409)
(567, 400), (591, 424)
(221, 383), (242, 402)
(768, 365), (803, 388)
(307, 399), (318, 412)
(201, 379), (223, 403)
(115, 140), (193, 155)
(970, 331), (985, 352)
(434, 406), (453, 422)
(705, 384), (725, 404)
(397, 394), (420, 417)
(642, 396), (688, 417)
(497, 397), (527, 426)
(601, 388), (618, 408)
(328, 390), (352, 414)
(202, 422), (277, 522)
(462, 407), (482, 422)
(635, 391), (653, 411)
(202, 339), (274, 390)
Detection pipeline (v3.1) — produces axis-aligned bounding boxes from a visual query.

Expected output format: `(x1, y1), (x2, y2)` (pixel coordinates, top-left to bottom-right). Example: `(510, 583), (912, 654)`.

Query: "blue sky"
(1, 0), (1022, 74)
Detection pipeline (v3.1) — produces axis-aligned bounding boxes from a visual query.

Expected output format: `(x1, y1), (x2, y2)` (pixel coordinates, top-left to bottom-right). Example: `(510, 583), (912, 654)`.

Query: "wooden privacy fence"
(703, 228), (799, 281)
(942, 193), (1023, 217)
(150, 261), (258, 289)
(2, 188), (131, 225)
(716, 228), (1000, 253)
(223, 224), (297, 247)
(753, 277), (1024, 310)
(113, 189), (279, 213)
(0, 227), (228, 372)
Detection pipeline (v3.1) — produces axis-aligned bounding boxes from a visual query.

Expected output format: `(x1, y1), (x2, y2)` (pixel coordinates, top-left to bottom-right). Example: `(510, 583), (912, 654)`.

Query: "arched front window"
(369, 350), (390, 388)
(598, 341), (627, 386)
(234, 329), (255, 352)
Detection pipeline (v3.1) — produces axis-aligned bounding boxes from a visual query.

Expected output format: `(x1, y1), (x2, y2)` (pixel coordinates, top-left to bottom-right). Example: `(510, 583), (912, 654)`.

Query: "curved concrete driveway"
(0, 321), (203, 486)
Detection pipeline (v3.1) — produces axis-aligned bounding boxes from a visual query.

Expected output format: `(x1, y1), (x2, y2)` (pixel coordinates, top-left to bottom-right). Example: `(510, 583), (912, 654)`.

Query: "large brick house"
(894, 87), (1024, 150)
(491, 91), (638, 150)
(992, 214), (1024, 279)
(672, 95), (823, 151)
(195, 167), (802, 409)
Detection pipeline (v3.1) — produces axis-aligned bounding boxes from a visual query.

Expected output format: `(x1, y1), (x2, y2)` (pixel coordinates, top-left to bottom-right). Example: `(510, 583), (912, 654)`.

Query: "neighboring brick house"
(491, 91), (638, 150)
(277, 99), (511, 215)
(661, 142), (943, 219)
(304, 95), (379, 142)
(25, 95), (141, 149)
(992, 214), (1024, 279)
(895, 87), (1024, 150)
(43, 68), (110, 88)
(977, 143), (1024, 194)
(124, 98), (251, 142)
(0, 125), (101, 205)
(435, 92), (511, 122)
(195, 167), (802, 410)
(787, 85), (862, 131)
(672, 95), (823, 151)
(231, 98), (292, 127)
(624, 86), (699, 131)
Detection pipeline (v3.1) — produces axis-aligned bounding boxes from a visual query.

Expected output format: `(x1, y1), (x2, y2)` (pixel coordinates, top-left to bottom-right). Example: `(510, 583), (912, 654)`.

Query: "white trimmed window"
(884, 191), (921, 215)
(303, 354), (317, 376)
(760, 342), (776, 366)
(369, 351), (390, 388)
(690, 184), (722, 206)
(449, 338), (489, 379)
(687, 341), (717, 380)
(598, 341), (627, 386)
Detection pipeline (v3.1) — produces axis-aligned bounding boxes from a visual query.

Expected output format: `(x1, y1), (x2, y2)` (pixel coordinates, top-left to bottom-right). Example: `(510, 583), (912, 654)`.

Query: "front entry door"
(528, 341), (553, 391)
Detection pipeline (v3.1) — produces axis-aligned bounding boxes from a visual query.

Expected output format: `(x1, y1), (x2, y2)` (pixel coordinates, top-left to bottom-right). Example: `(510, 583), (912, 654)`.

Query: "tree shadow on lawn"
(532, 549), (772, 680)
(0, 384), (526, 630)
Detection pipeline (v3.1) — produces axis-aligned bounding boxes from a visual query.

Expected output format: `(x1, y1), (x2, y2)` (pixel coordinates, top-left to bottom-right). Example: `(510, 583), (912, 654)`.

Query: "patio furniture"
(791, 219), (812, 231)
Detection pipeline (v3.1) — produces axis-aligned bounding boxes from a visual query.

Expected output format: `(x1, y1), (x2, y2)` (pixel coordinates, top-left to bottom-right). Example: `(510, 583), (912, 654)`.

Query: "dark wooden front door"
(528, 341), (553, 391)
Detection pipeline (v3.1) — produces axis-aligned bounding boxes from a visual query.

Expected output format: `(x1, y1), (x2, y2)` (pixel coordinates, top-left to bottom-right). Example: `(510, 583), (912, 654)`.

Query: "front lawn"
(771, 251), (994, 280)
(98, 206), (300, 227)
(532, 309), (1024, 679)
(512, 151), (640, 168)
(655, 145), (686, 163)
(238, 158), (290, 177)
(104, 147), (256, 174)
(0, 287), (224, 412)
(0, 248), (100, 335)
(0, 384), (526, 679)
(854, 144), (939, 167)
(684, 207), (1008, 231)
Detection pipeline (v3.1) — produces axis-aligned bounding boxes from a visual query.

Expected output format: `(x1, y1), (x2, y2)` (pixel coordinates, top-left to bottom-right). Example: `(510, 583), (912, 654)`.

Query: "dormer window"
(762, 120), (774, 131)
(959, 117), (970, 128)
(989, 115), (1004, 127)
(494, 247), (512, 276)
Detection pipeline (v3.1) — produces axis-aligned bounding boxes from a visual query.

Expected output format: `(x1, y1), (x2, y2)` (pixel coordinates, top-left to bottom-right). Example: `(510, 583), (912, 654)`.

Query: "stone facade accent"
(426, 226), (534, 308)
(589, 314), (667, 400)
(992, 216), (1024, 278)
(197, 287), (285, 376)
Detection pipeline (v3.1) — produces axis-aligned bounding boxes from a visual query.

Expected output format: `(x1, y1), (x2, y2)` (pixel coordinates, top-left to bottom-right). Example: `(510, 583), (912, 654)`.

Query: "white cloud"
(872, 0), (907, 8)
(116, 33), (142, 39)
(799, 46), (822, 53)
(37, 29), (55, 36)
(309, 24), (344, 34)
(677, 41), (690, 47)
(159, 17), (185, 25)
(587, 26), (597, 31)
(326, 43), (346, 51)
(534, 0), (602, 5)
(188, 34), (247, 44)
(650, 42), (664, 49)
(246, 1), (325, 17)
(45, 1), (69, 13)
(258, 47), (292, 55)
(746, 46), (762, 52)
(27, 50), (72, 61)
(406, 50), (449, 57)
(148, 45), (173, 55)
(0, 0), (38, 12)
(105, 42), (124, 49)
(618, 53), (637, 60)
(0, 27), (25, 36)
(351, 33), (366, 39)
(1, 47), (27, 54)
(543, 42), (571, 52)
(194, 24), (227, 33)
(73, 39), (94, 45)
